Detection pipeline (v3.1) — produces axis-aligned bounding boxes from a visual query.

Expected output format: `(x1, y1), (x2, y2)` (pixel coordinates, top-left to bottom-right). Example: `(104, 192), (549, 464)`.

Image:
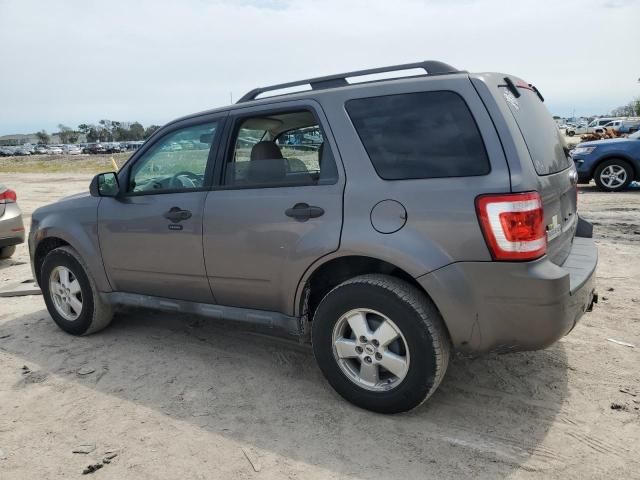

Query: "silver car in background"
(0, 184), (25, 259)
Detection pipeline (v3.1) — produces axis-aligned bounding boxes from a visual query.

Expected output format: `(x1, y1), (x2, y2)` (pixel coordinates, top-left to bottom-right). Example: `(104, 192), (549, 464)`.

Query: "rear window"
(345, 91), (490, 180)
(502, 87), (570, 175)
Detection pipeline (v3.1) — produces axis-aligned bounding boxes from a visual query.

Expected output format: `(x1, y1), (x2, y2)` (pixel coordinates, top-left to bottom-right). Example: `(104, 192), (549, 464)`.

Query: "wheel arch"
(32, 227), (111, 292)
(294, 254), (452, 342)
(33, 236), (70, 285)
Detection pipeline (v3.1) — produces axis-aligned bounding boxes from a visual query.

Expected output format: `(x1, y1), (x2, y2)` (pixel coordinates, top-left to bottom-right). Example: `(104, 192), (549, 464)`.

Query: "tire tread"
(45, 246), (113, 335)
(318, 273), (450, 408)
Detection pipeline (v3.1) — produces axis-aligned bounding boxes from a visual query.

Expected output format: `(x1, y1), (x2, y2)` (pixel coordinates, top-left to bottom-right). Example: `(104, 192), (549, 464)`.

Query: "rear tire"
(594, 159), (633, 192)
(312, 274), (450, 413)
(0, 245), (16, 259)
(41, 246), (113, 335)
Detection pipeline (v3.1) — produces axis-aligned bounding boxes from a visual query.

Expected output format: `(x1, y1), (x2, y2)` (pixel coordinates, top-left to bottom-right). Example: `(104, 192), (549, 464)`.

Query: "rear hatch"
(500, 79), (577, 265)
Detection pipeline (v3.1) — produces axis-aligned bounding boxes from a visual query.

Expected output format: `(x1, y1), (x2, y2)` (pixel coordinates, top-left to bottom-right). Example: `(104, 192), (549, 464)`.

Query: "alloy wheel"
(49, 266), (83, 321)
(332, 308), (410, 392)
(600, 164), (627, 189)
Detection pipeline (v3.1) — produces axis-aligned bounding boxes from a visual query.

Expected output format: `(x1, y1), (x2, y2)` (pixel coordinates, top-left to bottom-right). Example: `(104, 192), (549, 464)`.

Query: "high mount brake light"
(0, 189), (17, 203)
(476, 192), (546, 261)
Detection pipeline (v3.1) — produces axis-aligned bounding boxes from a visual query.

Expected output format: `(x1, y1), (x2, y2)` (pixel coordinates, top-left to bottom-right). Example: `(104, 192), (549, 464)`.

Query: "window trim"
(214, 104), (338, 191)
(117, 113), (227, 197)
(345, 90), (492, 181)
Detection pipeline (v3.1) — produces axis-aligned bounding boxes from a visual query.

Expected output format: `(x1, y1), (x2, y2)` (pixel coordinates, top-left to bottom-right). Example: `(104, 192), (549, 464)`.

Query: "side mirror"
(90, 172), (120, 197)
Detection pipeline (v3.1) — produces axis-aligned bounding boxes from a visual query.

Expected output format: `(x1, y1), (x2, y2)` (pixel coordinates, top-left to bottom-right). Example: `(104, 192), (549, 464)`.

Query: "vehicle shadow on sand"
(0, 307), (569, 478)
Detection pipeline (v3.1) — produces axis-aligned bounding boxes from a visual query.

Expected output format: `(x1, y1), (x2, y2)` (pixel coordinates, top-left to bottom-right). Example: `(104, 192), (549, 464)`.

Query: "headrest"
(250, 141), (283, 161)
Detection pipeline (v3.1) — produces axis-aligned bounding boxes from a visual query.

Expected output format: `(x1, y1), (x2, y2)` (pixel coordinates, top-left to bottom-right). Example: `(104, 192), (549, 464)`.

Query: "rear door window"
(502, 88), (570, 175)
(223, 110), (338, 188)
(345, 91), (490, 180)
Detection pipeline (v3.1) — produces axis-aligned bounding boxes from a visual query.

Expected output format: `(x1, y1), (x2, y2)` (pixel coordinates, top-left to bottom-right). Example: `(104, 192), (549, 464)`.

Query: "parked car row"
(565, 118), (640, 137)
(82, 141), (144, 154)
(0, 141), (144, 157)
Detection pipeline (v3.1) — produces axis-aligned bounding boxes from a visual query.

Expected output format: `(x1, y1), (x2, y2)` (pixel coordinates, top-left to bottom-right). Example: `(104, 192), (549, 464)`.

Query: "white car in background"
(586, 118), (615, 134)
(63, 145), (82, 155)
(47, 146), (63, 155)
(565, 124), (589, 136)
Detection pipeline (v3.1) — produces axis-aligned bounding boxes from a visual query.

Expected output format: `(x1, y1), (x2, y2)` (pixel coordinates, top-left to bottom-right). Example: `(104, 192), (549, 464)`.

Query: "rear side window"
(502, 87), (570, 175)
(345, 91), (490, 180)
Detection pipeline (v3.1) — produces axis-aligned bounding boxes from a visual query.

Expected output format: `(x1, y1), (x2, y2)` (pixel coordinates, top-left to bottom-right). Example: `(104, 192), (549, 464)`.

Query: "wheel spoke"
(379, 351), (408, 378)
(61, 300), (72, 316)
(346, 311), (371, 338)
(68, 279), (81, 295)
(68, 296), (83, 315)
(334, 338), (359, 359)
(59, 268), (70, 287)
(372, 320), (399, 347)
(359, 361), (379, 384)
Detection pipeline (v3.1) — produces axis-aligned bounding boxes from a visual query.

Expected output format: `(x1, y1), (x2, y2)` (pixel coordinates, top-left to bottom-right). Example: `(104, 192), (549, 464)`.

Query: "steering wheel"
(169, 171), (201, 189)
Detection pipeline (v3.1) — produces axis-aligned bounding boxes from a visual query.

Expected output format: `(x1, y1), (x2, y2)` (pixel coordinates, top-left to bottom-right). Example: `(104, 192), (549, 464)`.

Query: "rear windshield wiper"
(529, 84), (544, 102)
(503, 77), (545, 102)
(503, 77), (520, 98)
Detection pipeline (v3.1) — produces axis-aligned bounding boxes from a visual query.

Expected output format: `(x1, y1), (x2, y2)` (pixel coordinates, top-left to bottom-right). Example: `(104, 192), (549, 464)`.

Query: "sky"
(0, 0), (639, 135)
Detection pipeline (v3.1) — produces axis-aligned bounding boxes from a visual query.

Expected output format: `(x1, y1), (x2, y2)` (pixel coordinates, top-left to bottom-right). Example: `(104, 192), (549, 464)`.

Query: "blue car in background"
(571, 130), (640, 191)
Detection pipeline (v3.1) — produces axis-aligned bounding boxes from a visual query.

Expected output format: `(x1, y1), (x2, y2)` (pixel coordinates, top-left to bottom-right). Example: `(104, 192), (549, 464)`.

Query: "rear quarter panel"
(308, 74), (511, 276)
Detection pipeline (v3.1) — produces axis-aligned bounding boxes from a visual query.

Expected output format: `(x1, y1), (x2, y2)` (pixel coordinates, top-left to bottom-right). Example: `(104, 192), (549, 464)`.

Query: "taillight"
(476, 192), (546, 261)
(0, 189), (17, 203)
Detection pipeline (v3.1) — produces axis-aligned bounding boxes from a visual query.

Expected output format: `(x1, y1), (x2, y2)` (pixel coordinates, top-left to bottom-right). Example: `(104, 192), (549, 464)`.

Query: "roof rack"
(236, 60), (460, 103)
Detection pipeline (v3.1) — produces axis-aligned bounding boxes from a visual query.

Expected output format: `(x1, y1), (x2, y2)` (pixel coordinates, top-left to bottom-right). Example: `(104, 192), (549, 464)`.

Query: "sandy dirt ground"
(0, 172), (639, 479)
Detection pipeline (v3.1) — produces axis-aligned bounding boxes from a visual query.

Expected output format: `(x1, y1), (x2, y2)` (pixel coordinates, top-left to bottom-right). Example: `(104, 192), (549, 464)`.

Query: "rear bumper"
(418, 235), (597, 355)
(0, 203), (25, 248)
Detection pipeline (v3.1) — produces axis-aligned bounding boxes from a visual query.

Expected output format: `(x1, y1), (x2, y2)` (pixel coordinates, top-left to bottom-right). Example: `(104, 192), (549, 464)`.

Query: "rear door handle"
(163, 207), (192, 222)
(285, 203), (324, 221)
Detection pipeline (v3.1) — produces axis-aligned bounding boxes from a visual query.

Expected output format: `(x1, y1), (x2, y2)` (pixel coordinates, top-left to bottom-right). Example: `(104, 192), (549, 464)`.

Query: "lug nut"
(359, 336), (367, 343)
(375, 352), (382, 360)
(364, 356), (372, 363)
(372, 339), (379, 347)
(355, 346), (363, 354)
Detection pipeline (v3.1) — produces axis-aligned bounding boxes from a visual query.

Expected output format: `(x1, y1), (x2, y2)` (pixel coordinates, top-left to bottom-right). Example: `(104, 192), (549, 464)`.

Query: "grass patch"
(0, 153), (132, 174)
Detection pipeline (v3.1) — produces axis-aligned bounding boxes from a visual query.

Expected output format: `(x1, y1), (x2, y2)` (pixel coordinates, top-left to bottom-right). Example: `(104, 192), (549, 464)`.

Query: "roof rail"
(236, 60), (460, 103)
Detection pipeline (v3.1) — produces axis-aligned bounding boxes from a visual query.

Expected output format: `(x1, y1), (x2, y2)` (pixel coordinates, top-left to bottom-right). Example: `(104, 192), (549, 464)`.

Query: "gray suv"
(29, 61), (598, 413)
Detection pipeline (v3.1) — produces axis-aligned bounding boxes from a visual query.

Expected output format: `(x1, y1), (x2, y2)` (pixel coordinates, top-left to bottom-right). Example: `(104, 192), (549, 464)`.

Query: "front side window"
(129, 122), (218, 193)
(346, 91), (490, 180)
(224, 110), (337, 188)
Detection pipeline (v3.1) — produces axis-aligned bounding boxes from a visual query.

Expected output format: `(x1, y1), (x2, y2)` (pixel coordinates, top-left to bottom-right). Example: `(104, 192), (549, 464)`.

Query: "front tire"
(594, 159), (633, 192)
(41, 246), (113, 335)
(312, 274), (450, 413)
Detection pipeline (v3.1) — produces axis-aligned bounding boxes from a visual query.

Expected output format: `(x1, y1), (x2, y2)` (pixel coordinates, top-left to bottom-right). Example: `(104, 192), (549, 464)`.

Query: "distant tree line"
(610, 97), (640, 117)
(34, 121), (162, 145)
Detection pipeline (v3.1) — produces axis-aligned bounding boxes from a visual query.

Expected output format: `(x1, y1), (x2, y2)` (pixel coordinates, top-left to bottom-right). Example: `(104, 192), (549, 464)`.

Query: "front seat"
(248, 141), (287, 184)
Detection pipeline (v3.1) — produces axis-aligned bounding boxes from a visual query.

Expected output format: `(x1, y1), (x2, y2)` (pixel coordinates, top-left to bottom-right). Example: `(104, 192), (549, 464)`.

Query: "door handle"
(163, 207), (192, 222)
(285, 203), (324, 221)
